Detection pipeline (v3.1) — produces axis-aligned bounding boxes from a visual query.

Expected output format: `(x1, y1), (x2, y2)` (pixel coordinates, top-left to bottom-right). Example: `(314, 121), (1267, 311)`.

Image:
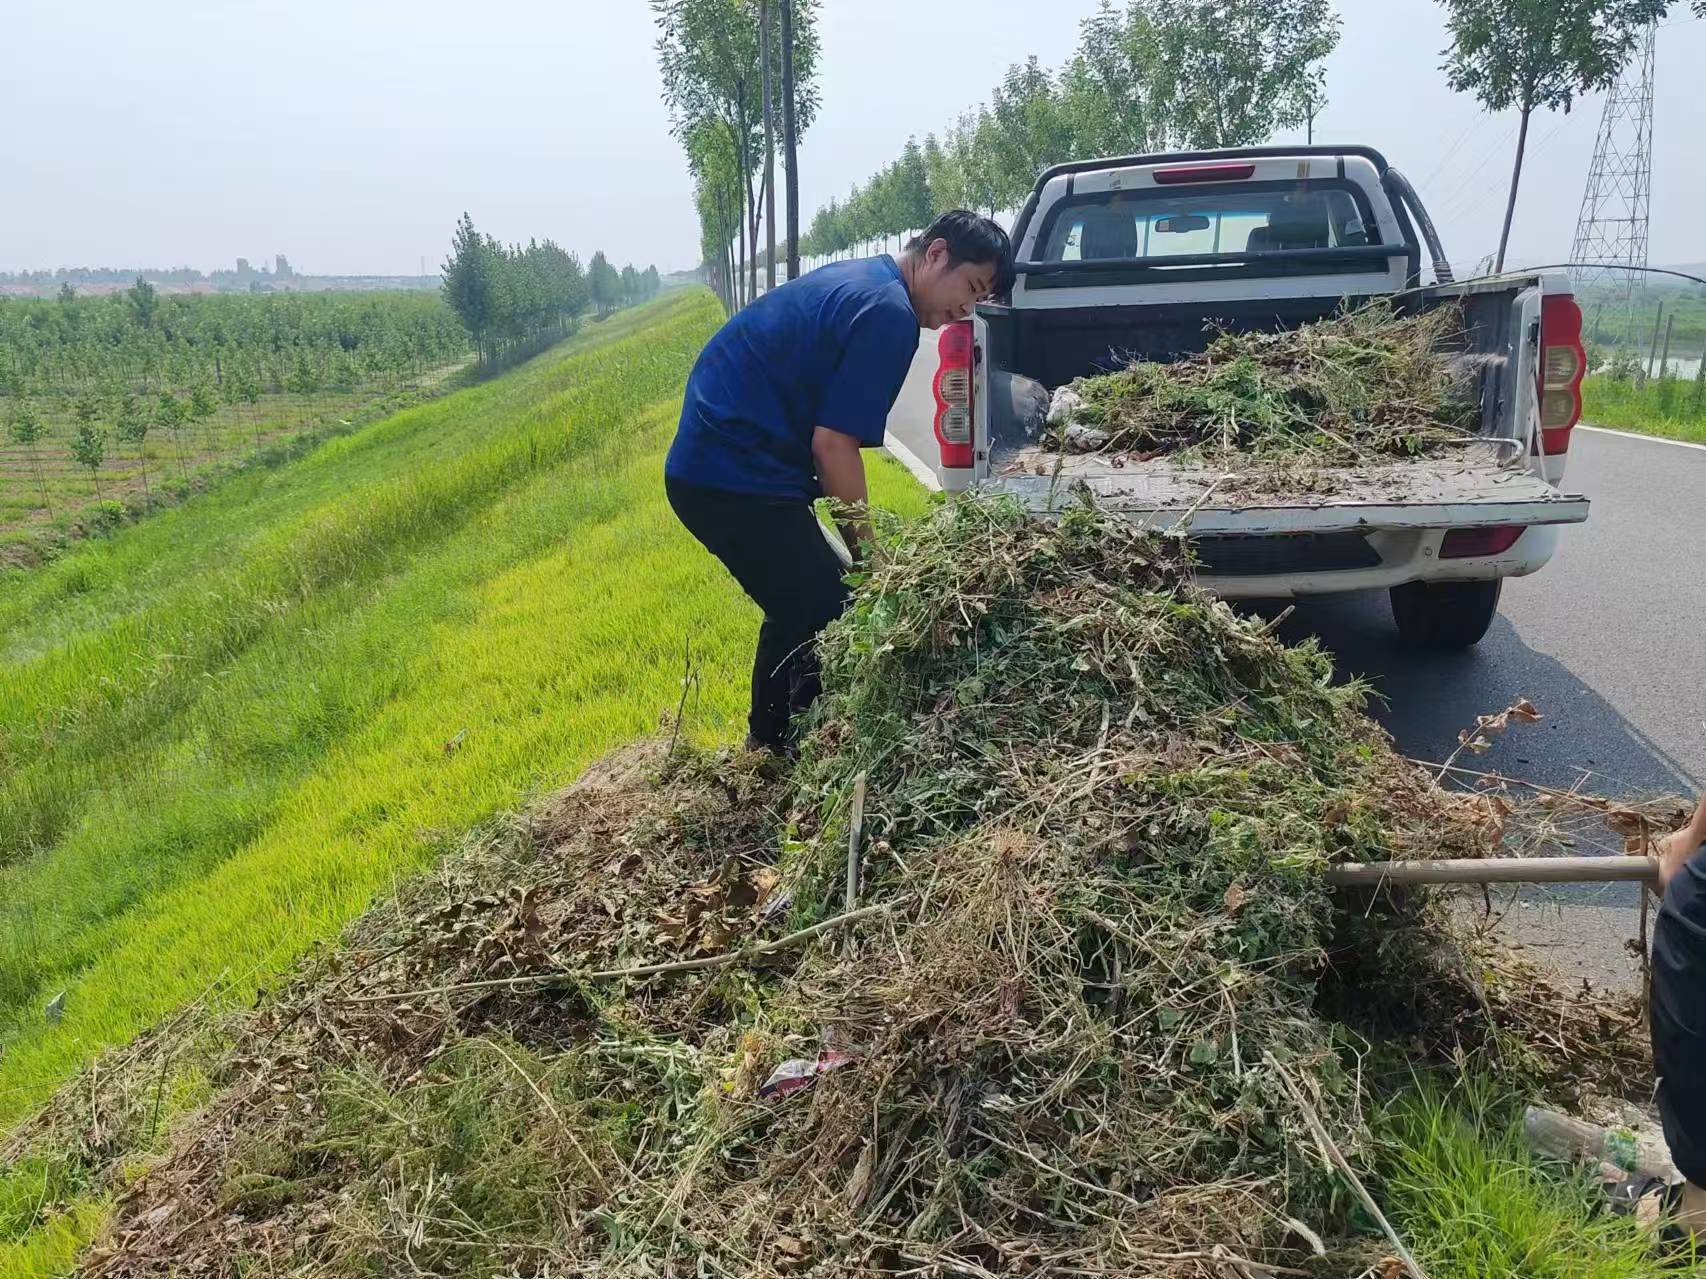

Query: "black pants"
(1653, 841), (1706, 1186)
(666, 476), (850, 751)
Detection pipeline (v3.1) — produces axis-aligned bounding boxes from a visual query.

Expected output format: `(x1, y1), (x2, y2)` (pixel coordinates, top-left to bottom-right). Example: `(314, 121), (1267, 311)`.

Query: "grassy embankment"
(1582, 373), (1706, 444)
(1579, 285), (1706, 442)
(0, 287), (927, 1271)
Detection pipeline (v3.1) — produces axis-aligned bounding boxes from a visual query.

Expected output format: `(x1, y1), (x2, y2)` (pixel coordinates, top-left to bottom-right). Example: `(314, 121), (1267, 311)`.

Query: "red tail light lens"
(1537, 293), (1584, 455)
(1152, 162), (1257, 184)
(1440, 524), (1524, 559)
(933, 320), (974, 469)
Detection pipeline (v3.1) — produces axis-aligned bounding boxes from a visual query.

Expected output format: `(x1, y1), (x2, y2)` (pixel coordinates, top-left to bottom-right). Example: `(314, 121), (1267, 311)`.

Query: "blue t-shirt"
(666, 255), (919, 499)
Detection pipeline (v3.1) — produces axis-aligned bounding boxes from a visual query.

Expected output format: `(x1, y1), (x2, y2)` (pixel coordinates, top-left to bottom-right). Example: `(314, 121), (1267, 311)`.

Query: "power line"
(1435, 115), (1572, 231)
(1427, 121), (1520, 218)
(1413, 119), (1482, 192)
(1400, 262), (1706, 293)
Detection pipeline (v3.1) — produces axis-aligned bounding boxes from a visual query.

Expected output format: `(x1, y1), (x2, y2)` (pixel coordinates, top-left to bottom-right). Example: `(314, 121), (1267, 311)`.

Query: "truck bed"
(990, 441), (1590, 537)
(953, 146), (1592, 613)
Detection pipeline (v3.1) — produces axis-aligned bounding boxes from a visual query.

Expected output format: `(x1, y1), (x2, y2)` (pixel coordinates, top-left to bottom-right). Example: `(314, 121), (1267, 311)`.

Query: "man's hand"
(1654, 793), (1706, 892)
(1657, 825), (1702, 892)
(812, 426), (872, 559)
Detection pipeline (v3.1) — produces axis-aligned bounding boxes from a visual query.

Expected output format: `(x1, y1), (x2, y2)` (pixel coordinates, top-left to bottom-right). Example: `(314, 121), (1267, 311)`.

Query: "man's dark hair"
(907, 210), (1015, 296)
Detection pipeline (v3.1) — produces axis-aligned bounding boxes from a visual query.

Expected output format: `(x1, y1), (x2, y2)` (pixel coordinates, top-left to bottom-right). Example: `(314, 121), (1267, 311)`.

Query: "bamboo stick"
(1325, 855), (1657, 888)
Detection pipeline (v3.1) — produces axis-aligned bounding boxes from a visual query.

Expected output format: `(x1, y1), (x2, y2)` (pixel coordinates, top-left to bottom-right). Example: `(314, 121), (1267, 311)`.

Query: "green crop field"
(0, 287), (927, 1270)
(0, 290), (472, 557)
(1581, 287), (1706, 361)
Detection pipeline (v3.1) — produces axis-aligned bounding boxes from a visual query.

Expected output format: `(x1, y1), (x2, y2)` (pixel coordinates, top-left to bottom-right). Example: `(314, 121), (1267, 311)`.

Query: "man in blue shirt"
(666, 210), (1012, 753)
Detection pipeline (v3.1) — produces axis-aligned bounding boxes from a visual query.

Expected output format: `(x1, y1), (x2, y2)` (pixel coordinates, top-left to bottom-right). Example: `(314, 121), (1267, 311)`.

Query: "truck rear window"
(1039, 182), (1378, 265)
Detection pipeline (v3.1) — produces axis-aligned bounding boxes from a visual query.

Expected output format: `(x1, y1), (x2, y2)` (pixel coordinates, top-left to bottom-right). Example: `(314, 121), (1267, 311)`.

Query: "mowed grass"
(0, 286), (928, 1148)
(1582, 373), (1706, 444)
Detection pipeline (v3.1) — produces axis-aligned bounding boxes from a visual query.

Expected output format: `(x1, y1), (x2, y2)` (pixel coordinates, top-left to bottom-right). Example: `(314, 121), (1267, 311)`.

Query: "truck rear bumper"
(1195, 524), (1560, 598)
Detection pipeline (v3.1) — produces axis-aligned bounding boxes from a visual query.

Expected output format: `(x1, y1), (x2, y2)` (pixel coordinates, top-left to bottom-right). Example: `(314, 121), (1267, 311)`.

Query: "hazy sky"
(2, 0), (1701, 277)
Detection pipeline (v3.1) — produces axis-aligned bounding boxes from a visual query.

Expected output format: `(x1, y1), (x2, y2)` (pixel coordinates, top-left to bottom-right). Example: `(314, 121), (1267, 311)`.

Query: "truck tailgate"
(989, 443), (1589, 536)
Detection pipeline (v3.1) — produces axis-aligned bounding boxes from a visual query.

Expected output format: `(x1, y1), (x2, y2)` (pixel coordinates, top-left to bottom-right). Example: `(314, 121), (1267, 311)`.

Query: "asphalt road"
(886, 330), (1706, 988)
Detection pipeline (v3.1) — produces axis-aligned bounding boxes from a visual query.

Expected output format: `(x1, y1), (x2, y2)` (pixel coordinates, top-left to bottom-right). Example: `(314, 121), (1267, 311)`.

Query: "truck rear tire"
(1389, 579), (1502, 650)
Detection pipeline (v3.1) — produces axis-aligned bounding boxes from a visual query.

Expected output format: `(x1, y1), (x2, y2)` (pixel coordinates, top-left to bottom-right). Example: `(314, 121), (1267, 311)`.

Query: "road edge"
(883, 433), (943, 492)
(1578, 424), (1706, 453)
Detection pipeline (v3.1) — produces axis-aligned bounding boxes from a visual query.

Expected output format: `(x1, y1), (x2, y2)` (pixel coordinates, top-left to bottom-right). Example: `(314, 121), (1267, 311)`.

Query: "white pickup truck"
(927, 145), (1590, 649)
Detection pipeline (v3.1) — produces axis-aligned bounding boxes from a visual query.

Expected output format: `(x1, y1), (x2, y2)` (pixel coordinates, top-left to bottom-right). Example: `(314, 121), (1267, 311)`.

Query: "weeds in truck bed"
(1055, 301), (1481, 464)
(71, 496), (1652, 1278)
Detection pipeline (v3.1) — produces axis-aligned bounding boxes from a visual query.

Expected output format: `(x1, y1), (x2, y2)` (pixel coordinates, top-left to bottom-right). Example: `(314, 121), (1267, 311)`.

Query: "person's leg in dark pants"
(751, 563), (846, 746)
(1652, 845), (1706, 1244)
(666, 477), (850, 751)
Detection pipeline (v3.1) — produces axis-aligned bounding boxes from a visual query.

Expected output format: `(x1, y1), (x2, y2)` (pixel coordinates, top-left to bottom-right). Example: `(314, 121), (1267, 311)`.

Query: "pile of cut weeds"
(1051, 301), (1481, 464)
(72, 496), (1650, 1278)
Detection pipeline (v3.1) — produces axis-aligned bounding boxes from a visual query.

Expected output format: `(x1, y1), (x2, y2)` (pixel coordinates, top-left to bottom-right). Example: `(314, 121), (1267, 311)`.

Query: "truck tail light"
(933, 320), (974, 469)
(1536, 293), (1584, 456)
(1440, 524), (1523, 559)
(1153, 162), (1256, 184)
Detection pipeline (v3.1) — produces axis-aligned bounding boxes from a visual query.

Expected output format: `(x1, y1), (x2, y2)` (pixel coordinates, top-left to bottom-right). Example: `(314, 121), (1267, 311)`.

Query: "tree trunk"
(713, 186), (734, 314)
(782, 0), (799, 280)
(1494, 105), (1532, 274)
(737, 205), (748, 308)
(32, 448), (52, 519)
(761, 0), (777, 293)
(734, 96), (758, 304)
(747, 198), (759, 301)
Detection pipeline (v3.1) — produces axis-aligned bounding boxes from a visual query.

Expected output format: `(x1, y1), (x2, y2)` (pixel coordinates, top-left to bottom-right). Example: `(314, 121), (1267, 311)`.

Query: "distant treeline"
(440, 214), (661, 368)
(1, 285), (465, 404)
(0, 260), (441, 298)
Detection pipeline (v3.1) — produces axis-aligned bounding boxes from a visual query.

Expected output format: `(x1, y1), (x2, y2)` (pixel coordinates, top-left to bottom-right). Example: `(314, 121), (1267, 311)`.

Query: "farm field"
(0, 290), (471, 556)
(0, 287), (927, 1269)
(1582, 287), (1706, 362)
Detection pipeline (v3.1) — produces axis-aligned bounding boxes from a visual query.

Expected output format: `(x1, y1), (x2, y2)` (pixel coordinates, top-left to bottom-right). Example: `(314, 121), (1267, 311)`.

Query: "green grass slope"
(0, 287), (928, 1139)
(1582, 374), (1706, 444)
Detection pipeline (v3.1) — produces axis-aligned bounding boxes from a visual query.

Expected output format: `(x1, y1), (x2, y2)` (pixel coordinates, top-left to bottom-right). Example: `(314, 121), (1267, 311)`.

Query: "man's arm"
(812, 426), (871, 559)
(1658, 791), (1706, 890)
(810, 299), (916, 563)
